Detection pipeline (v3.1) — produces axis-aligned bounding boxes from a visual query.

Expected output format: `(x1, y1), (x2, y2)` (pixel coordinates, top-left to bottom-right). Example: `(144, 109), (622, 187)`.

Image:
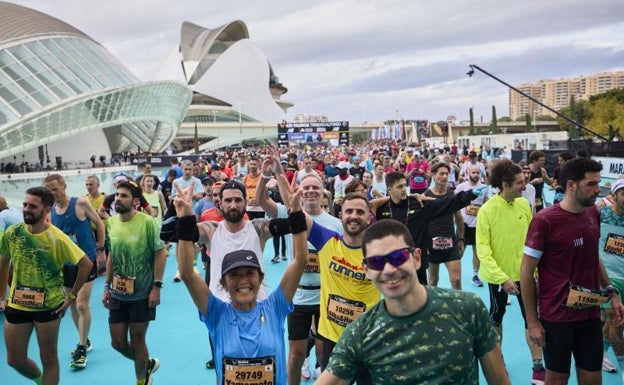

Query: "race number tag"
(112, 275), (135, 295)
(327, 294), (366, 327)
(223, 356), (274, 385)
(432, 236), (453, 250)
(465, 205), (480, 216)
(12, 285), (46, 308)
(605, 233), (624, 257)
(564, 283), (608, 309)
(304, 250), (320, 273)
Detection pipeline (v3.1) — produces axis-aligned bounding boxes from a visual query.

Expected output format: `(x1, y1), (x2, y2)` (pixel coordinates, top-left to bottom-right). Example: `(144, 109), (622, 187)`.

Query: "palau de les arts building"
(0, 1), (292, 167)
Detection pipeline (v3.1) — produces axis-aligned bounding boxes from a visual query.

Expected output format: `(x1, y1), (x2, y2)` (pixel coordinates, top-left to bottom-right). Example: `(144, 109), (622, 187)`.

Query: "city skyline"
(14, 0), (624, 123)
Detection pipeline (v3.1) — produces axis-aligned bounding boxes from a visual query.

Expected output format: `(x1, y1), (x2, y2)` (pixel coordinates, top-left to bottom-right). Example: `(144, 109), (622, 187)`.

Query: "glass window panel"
(0, 109), (7, 126)
(0, 73), (35, 115)
(7, 45), (35, 62)
(34, 54), (78, 97)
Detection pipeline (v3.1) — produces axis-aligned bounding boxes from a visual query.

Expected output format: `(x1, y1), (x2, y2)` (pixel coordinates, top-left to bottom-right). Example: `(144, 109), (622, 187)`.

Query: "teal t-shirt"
(327, 286), (499, 385)
(107, 212), (164, 300)
(600, 205), (624, 280)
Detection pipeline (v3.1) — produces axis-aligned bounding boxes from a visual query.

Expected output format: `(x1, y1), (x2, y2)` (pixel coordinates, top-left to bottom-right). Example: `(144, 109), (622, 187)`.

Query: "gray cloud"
(12, 0), (624, 122)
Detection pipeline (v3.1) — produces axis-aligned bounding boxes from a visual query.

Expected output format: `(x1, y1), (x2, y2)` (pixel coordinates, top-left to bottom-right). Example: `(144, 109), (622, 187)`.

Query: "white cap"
(337, 161), (351, 169)
(612, 179), (624, 194)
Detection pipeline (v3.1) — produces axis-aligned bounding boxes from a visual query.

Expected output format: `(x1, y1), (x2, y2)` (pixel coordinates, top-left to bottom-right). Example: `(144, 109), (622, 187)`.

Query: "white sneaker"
(301, 358), (311, 380)
(313, 366), (322, 379)
(603, 354), (617, 373)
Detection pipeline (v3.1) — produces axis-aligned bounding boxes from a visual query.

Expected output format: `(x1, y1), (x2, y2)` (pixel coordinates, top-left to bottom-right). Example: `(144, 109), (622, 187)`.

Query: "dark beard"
(23, 212), (42, 225)
(115, 203), (131, 214)
(223, 208), (245, 223)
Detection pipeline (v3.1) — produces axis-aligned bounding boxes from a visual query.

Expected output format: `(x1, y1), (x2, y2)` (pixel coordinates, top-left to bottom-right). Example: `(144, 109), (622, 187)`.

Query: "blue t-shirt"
(202, 286), (293, 385)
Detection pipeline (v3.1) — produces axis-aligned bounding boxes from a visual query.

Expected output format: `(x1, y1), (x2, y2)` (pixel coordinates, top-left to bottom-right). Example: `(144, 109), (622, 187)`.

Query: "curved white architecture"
(0, 1), (192, 165)
(178, 20), (292, 130)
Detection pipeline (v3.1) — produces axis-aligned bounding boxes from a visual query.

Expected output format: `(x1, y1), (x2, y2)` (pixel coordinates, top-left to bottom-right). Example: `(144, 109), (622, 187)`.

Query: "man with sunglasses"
(314, 220), (509, 385)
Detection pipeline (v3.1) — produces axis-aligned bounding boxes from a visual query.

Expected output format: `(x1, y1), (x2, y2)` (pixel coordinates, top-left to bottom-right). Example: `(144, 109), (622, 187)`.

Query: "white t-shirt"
(454, 181), (487, 228)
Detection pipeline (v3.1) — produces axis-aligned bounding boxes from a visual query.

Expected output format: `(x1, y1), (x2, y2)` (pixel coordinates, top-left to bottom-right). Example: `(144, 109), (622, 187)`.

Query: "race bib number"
(465, 205), (480, 216)
(327, 294), (366, 327)
(432, 236), (454, 250)
(304, 250), (320, 273)
(12, 285), (46, 308)
(564, 283), (608, 309)
(413, 176), (424, 183)
(535, 197), (543, 207)
(605, 233), (624, 257)
(223, 356), (274, 385)
(112, 275), (135, 295)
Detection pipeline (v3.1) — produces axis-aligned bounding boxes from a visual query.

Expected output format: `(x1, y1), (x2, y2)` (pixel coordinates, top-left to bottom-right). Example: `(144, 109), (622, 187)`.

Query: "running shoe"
(70, 345), (87, 369)
(472, 275), (483, 287)
(301, 358), (311, 380)
(281, 255), (288, 261)
(313, 366), (322, 379)
(206, 359), (215, 369)
(173, 271), (181, 282)
(603, 355), (617, 373)
(531, 366), (545, 385)
(271, 255), (281, 263)
(70, 339), (93, 356)
(146, 357), (160, 385)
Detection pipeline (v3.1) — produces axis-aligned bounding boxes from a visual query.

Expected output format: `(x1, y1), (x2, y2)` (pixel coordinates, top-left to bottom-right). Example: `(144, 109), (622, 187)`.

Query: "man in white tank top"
(197, 181), (286, 302)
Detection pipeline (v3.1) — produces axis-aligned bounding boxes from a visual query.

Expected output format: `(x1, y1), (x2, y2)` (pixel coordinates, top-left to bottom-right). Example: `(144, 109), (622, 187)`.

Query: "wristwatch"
(606, 285), (619, 296)
(68, 293), (77, 301)
(97, 246), (105, 252)
(153, 280), (163, 289)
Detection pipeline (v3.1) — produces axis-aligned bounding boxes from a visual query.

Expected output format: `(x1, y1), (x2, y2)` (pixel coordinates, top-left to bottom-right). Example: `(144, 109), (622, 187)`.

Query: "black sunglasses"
(364, 248), (413, 271)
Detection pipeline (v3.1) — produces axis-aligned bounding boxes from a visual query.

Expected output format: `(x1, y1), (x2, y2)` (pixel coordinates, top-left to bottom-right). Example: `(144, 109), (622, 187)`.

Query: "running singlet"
(51, 197), (97, 260)
(308, 221), (380, 343)
(107, 212), (164, 300)
(209, 221), (267, 302)
(0, 223), (84, 311)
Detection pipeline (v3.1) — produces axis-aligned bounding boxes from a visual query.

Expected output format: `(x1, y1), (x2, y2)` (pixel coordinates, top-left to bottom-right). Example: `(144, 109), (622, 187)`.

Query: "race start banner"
(277, 121), (349, 147)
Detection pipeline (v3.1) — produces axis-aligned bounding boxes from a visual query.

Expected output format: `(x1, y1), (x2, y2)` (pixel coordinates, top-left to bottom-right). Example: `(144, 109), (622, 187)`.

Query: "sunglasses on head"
(363, 247), (413, 271)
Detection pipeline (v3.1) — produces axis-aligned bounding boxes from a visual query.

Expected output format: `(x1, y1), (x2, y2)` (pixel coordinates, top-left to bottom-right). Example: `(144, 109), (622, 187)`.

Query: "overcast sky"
(15, 0), (624, 123)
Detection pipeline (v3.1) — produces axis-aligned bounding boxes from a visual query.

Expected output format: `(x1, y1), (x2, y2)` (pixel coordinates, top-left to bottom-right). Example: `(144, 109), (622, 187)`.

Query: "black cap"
(220, 180), (246, 199)
(221, 250), (262, 276)
(201, 175), (216, 185)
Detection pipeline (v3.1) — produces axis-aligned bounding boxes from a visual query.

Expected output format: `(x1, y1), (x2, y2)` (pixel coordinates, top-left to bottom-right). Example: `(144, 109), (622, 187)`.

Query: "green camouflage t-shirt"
(327, 286), (499, 384)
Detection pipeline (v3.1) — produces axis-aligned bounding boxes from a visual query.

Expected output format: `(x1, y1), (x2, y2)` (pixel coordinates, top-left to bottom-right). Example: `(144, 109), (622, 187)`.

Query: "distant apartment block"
(509, 71), (624, 120)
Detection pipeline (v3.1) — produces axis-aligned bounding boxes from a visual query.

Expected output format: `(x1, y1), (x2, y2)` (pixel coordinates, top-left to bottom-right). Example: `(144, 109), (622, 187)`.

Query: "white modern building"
(0, 1), (192, 169)
(171, 20), (293, 149)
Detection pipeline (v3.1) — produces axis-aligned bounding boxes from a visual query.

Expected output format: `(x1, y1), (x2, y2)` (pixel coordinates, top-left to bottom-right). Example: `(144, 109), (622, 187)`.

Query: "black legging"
(273, 234), (286, 257)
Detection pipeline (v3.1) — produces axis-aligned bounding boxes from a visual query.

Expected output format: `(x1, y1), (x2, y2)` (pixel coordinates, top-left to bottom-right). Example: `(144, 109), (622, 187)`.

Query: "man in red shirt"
(522, 157), (624, 385)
